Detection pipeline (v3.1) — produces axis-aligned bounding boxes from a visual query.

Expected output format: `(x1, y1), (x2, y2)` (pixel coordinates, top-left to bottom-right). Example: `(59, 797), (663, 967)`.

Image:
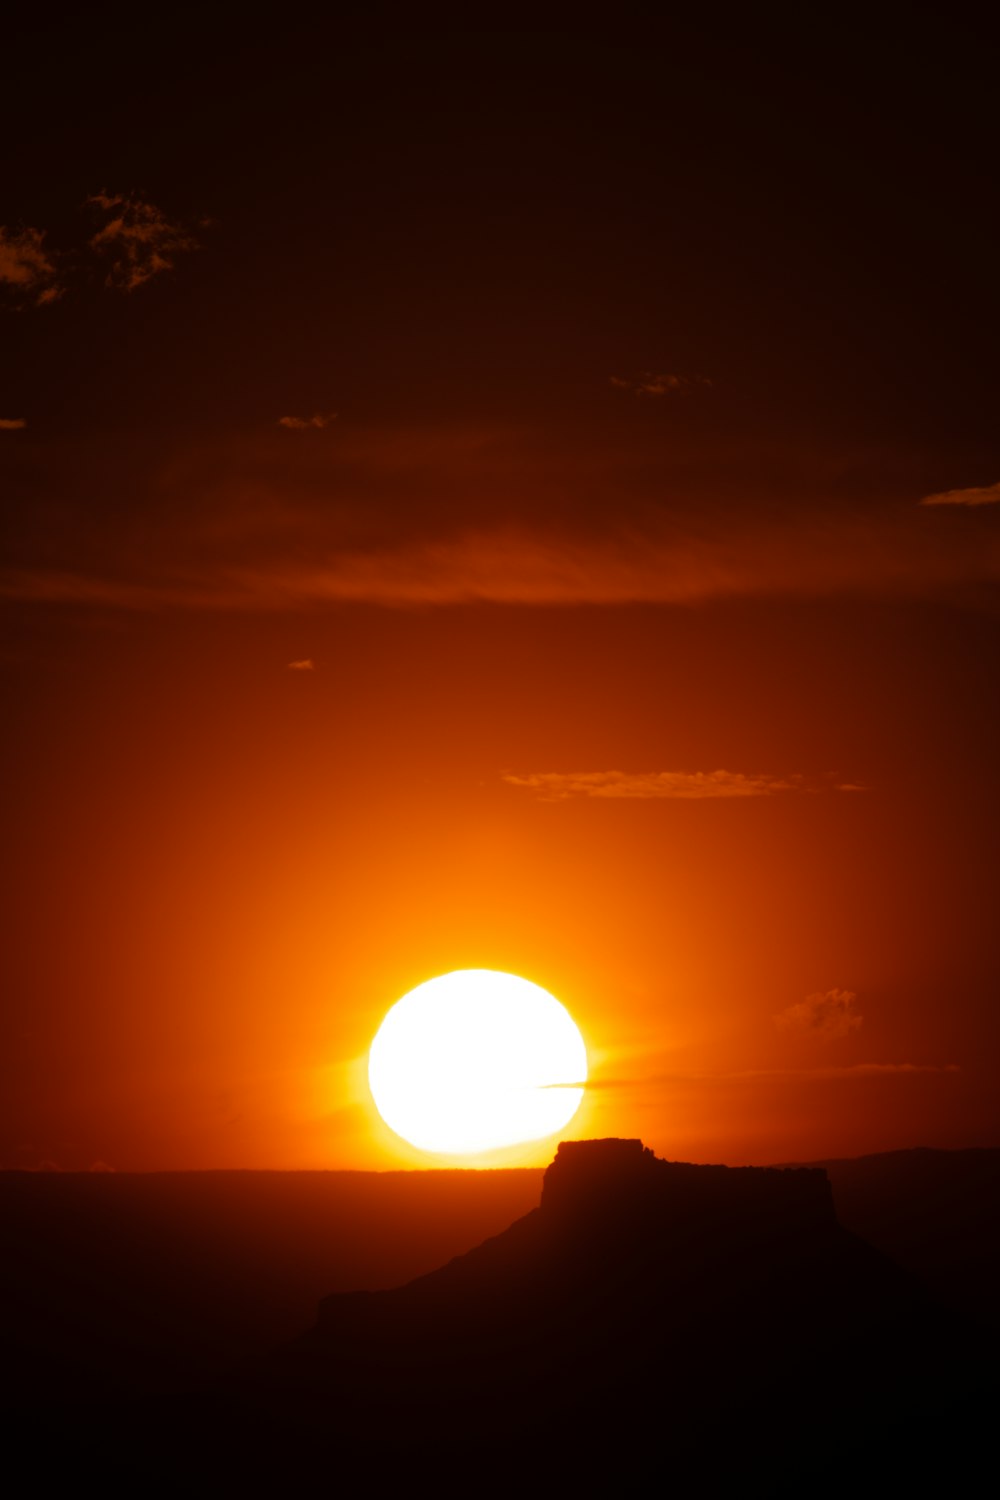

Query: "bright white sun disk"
(368, 969), (587, 1154)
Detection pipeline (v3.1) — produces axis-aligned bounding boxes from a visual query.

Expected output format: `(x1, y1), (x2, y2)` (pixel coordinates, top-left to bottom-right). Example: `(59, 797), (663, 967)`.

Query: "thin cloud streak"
(502, 770), (858, 801)
(0, 418), (27, 430)
(6, 513), (1000, 613)
(0, 569), (212, 610)
(5, 425), (1000, 613)
(920, 481), (1000, 508)
(726, 1063), (961, 1079)
(278, 413), (337, 430)
(583, 1062), (960, 1089)
(611, 372), (711, 396)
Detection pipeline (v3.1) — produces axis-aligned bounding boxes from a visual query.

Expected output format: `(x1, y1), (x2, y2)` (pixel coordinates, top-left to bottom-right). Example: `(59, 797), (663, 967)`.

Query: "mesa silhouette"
(210, 1140), (986, 1483)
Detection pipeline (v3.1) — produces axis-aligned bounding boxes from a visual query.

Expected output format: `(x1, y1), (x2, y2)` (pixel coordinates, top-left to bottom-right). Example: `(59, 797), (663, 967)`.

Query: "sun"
(368, 969), (587, 1155)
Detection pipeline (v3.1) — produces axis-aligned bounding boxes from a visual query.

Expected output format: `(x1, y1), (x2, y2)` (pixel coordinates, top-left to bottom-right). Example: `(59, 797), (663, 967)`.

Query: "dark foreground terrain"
(3, 1142), (996, 1486)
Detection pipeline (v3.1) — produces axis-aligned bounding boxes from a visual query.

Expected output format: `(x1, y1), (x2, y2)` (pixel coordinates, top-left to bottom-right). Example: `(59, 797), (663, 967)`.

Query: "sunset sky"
(3, 13), (999, 1170)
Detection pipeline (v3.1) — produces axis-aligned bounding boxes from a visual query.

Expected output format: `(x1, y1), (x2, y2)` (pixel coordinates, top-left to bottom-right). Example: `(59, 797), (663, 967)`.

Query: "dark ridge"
(789, 1145), (1000, 1331)
(3, 1141), (995, 1486)
(0, 1165), (543, 1401)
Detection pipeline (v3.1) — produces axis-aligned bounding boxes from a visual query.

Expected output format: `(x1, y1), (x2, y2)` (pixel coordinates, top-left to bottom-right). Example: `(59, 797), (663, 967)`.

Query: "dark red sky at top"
(2, 10), (999, 1170)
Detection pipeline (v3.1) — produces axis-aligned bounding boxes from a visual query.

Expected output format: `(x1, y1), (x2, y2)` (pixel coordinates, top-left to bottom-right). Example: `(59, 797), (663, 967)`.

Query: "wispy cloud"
(611, 372), (711, 396)
(0, 570), (203, 609)
(9, 505), (997, 612)
(278, 412), (337, 431)
(825, 1062), (959, 1075)
(920, 480), (1000, 508)
(4, 424), (1000, 613)
(583, 1061), (959, 1090)
(0, 417), (27, 431)
(2, 198), (204, 305)
(502, 770), (854, 801)
(287, 658), (315, 671)
(774, 989), (862, 1042)
(0, 226), (62, 306)
(723, 1062), (960, 1080)
(87, 192), (201, 292)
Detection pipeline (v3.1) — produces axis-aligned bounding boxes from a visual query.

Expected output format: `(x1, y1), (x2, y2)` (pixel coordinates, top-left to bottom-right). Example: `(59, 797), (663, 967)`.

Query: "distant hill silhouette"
(0, 1167), (542, 1402)
(3, 1142), (994, 1484)
(795, 1148), (1000, 1331)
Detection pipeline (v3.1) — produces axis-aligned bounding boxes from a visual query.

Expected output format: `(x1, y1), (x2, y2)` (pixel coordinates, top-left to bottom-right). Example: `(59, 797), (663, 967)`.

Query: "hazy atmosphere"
(3, 11), (999, 1171)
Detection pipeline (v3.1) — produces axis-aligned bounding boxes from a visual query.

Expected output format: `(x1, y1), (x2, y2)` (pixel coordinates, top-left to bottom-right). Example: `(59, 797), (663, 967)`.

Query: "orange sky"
(2, 14), (999, 1170)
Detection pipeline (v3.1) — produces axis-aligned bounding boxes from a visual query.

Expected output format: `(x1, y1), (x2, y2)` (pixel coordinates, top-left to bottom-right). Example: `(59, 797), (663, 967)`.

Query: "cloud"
(87, 192), (201, 292)
(278, 413), (337, 430)
(833, 1062), (960, 1075)
(502, 770), (849, 801)
(774, 989), (863, 1042)
(0, 225), (62, 306)
(4, 423), (1000, 613)
(287, 658), (315, 670)
(920, 481), (1000, 508)
(583, 1062), (959, 1089)
(611, 372), (711, 396)
(727, 1062), (960, 1081)
(7, 504), (998, 611)
(0, 418), (27, 430)
(88, 1159), (116, 1173)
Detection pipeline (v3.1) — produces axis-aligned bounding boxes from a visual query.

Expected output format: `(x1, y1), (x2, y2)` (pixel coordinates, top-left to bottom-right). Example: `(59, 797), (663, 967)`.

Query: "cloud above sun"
(501, 770), (859, 801)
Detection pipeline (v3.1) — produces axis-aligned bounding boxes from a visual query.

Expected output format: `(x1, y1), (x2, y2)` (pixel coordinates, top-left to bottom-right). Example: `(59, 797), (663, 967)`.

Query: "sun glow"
(368, 969), (587, 1155)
